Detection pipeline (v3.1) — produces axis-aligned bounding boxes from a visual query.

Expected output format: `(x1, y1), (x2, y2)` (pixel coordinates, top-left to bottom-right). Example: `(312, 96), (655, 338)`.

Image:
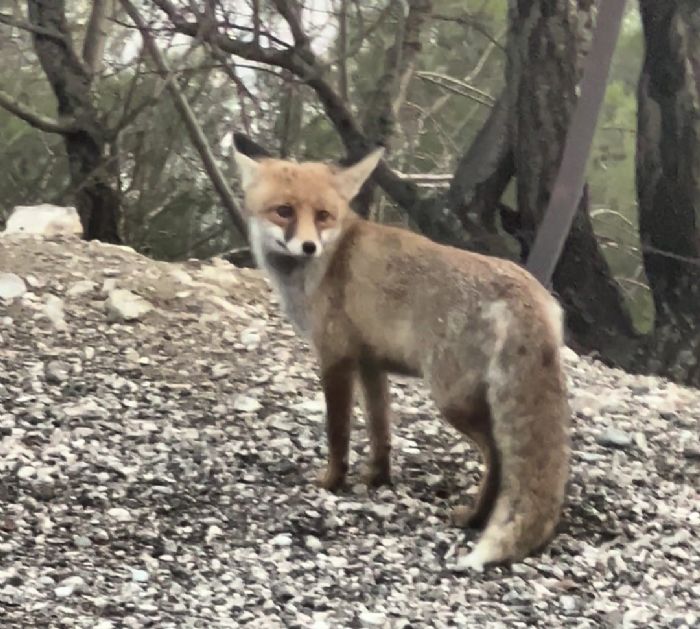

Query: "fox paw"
(315, 466), (346, 491)
(363, 463), (392, 488)
(451, 549), (487, 573)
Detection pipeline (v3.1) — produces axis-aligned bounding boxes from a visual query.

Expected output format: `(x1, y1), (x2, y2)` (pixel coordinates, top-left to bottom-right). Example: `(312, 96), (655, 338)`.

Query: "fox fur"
(233, 142), (571, 570)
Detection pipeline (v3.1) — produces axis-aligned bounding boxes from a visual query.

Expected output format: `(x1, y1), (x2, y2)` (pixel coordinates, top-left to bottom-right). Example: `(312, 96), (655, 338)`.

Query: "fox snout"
(284, 233), (323, 258)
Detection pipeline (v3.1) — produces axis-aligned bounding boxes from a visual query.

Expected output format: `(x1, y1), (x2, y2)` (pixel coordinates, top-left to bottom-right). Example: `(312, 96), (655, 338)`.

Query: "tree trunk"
(637, 0), (700, 383)
(354, 0), (432, 218)
(28, 0), (121, 243)
(507, 0), (637, 357)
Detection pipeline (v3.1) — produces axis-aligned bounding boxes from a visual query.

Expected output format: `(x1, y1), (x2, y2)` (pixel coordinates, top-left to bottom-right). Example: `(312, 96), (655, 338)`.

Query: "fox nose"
(302, 241), (317, 256)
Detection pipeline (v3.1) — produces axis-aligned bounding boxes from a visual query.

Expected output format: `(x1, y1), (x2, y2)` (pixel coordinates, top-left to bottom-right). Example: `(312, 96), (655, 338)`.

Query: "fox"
(232, 138), (571, 570)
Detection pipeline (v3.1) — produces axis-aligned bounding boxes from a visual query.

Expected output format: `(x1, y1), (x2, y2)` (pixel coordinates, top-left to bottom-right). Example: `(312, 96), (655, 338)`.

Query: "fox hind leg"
(451, 430), (500, 530)
(442, 401), (500, 530)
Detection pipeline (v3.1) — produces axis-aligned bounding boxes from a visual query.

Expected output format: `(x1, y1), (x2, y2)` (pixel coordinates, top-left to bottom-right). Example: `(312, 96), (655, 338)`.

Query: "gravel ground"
(1, 235), (699, 628)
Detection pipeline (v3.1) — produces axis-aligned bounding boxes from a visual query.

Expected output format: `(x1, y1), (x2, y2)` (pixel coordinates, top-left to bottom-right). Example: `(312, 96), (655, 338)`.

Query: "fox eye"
(316, 209), (332, 222)
(274, 205), (294, 219)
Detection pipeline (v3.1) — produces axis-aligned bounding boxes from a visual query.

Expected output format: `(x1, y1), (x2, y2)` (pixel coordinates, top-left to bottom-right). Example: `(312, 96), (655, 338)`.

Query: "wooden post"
(526, 0), (628, 288)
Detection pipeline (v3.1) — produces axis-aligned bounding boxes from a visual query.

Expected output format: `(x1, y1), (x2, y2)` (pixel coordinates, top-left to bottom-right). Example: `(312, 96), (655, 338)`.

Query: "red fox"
(233, 142), (570, 570)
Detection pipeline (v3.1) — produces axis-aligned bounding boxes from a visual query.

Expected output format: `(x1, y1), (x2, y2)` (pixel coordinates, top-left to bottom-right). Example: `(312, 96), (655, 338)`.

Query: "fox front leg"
(358, 360), (392, 487)
(316, 360), (355, 491)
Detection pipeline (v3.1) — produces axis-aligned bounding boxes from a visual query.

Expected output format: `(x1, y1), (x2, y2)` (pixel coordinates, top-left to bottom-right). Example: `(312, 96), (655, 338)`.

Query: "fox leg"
(316, 359), (355, 491)
(442, 399), (500, 530)
(358, 360), (392, 487)
(451, 429), (500, 530)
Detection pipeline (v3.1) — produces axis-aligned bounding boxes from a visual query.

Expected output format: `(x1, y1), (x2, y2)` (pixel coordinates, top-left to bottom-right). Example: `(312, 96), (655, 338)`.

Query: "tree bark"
(637, 0), (700, 383)
(28, 0), (121, 243)
(507, 0), (637, 356)
(353, 0), (431, 218)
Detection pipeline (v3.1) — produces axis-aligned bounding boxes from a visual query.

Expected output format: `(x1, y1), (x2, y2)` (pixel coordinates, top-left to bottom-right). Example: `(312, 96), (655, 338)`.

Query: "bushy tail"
(457, 337), (570, 570)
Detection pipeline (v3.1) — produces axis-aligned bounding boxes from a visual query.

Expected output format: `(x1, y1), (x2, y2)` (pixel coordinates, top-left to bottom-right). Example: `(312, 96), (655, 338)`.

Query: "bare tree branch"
(417, 71), (495, 104)
(152, 0), (472, 246)
(432, 12), (506, 50)
(0, 88), (75, 134)
(337, 0), (349, 101)
(82, 0), (109, 74)
(271, 0), (308, 50)
(0, 11), (65, 40)
(119, 0), (247, 239)
(416, 72), (495, 107)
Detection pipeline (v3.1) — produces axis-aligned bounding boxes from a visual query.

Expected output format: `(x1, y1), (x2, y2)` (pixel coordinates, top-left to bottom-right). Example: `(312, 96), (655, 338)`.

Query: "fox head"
(233, 143), (384, 258)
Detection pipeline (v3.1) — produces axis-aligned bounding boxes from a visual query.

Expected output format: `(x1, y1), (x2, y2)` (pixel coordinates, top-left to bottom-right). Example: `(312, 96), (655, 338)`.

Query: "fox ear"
(233, 146), (261, 190)
(233, 132), (273, 159)
(334, 147), (385, 200)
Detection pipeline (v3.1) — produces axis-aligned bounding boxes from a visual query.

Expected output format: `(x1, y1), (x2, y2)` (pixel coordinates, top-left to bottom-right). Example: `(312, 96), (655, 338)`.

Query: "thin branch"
(0, 89), (75, 134)
(432, 13), (506, 50)
(322, 0), (395, 70)
(416, 71), (496, 105)
(108, 74), (175, 139)
(337, 0), (349, 101)
(252, 0), (261, 46)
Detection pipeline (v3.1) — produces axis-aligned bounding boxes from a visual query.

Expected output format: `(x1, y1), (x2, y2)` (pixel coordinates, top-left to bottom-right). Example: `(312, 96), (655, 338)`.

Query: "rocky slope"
(0, 235), (698, 628)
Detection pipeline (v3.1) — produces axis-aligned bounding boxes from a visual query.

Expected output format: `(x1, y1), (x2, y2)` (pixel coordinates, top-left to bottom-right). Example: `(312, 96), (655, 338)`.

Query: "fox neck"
(249, 218), (344, 336)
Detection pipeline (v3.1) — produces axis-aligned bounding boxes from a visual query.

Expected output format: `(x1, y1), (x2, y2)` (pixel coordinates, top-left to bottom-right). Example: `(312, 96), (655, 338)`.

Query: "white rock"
(62, 398), (108, 419)
(305, 535), (323, 551)
(17, 466), (36, 480)
(44, 295), (68, 331)
(560, 595), (577, 611)
(359, 611), (386, 626)
(326, 555), (348, 569)
(101, 278), (117, 294)
(129, 568), (149, 583)
(169, 267), (194, 285)
(54, 575), (85, 597)
(107, 507), (132, 522)
(25, 274), (44, 288)
(0, 273), (26, 300)
(233, 395), (262, 413)
(206, 525), (223, 542)
(597, 428), (632, 449)
(54, 585), (74, 598)
(240, 328), (262, 347)
(67, 280), (97, 299)
(371, 504), (395, 518)
(270, 534), (293, 547)
(197, 265), (239, 290)
(561, 346), (579, 363)
(3, 204), (82, 237)
(104, 289), (153, 322)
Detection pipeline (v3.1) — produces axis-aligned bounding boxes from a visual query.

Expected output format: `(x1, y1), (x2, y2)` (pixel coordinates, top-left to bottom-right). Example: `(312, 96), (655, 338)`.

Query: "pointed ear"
(334, 147), (385, 200)
(233, 146), (261, 190)
(233, 132), (273, 159)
